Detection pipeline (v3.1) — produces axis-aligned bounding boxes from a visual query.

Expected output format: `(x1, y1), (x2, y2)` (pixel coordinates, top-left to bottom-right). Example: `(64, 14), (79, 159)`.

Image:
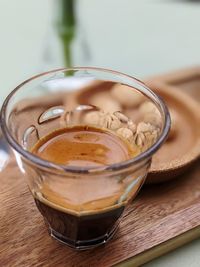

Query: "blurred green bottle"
(42, 0), (90, 69)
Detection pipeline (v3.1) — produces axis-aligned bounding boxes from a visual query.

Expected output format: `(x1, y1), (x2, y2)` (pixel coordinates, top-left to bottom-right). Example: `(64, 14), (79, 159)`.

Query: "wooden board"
(0, 157), (200, 267)
(1, 67), (200, 267)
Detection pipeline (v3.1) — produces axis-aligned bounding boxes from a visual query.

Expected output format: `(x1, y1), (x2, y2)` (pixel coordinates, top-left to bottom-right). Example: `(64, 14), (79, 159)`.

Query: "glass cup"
(0, 67), (170, 250)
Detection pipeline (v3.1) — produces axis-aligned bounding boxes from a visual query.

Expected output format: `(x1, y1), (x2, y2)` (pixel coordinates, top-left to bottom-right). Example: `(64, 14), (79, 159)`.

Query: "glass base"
(49, 224), (118, 250)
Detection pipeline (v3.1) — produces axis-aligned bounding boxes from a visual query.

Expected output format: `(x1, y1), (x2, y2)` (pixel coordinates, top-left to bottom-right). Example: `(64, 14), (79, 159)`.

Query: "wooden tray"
(1, 67), (200, 267)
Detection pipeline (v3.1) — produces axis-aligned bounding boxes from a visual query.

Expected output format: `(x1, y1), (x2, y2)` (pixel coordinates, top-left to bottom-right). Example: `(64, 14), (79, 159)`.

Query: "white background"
(0, 1), (199, 266)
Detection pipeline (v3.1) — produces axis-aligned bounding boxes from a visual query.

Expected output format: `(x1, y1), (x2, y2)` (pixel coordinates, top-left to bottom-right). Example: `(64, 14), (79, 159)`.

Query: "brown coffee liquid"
(31, 126), (138, 248)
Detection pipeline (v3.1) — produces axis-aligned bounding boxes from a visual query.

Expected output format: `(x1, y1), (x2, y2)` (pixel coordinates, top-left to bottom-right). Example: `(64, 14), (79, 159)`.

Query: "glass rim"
(0, 67), (171, 173)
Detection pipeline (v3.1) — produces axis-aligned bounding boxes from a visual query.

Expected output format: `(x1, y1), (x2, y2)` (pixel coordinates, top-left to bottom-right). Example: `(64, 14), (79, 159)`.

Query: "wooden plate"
(146, 80), (200, 183)
(73, 77), (200, 183)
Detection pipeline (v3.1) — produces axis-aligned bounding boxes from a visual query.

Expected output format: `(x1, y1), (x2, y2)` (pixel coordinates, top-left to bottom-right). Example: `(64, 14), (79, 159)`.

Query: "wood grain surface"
(1, 157), (200, 267)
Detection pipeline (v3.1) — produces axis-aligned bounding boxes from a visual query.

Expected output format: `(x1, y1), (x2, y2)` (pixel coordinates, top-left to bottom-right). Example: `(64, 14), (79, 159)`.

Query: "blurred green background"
(0, 0), (199, 101)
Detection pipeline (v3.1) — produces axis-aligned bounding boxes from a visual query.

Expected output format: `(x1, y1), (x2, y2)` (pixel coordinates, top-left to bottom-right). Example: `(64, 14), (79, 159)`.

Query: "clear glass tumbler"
(0, 68), (170, 250)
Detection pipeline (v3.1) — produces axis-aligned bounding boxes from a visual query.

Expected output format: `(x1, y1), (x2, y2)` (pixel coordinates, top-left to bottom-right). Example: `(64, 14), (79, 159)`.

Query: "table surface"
(0, 1), (200, 266)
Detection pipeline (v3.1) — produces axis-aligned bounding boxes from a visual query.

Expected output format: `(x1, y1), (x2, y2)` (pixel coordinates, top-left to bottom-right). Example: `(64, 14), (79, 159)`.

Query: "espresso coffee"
(31, 126), (137, 248)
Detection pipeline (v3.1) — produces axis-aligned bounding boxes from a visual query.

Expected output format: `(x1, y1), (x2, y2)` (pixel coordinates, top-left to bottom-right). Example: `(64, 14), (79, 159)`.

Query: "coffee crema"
(31, 126), (138, 212)
(32, 125), (137, 167)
